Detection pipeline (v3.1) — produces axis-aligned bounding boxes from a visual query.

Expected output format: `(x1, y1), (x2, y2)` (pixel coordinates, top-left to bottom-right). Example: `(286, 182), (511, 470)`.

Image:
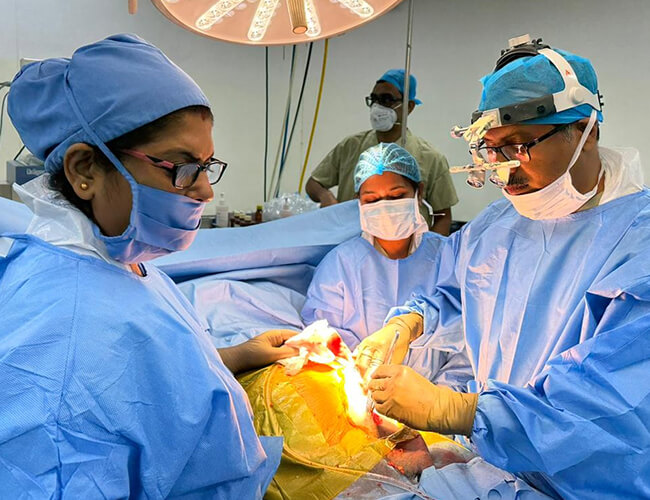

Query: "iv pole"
(400, 0), (414, 147)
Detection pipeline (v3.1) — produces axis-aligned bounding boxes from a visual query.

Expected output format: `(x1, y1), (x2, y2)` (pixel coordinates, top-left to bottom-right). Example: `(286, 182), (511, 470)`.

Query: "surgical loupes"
(449, 115), (519, 189)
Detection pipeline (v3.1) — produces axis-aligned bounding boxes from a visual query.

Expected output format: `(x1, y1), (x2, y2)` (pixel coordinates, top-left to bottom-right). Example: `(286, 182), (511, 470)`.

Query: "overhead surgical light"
(149, 0), (404, 45)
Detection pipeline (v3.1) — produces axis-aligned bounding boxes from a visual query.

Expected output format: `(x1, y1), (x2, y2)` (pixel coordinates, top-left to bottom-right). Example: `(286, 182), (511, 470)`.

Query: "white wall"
(1, 0), (649, 221)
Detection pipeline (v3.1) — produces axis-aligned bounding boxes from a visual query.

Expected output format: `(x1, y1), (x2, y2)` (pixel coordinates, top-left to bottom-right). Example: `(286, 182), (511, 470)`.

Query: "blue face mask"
(93, 182), (205, 264)
(62, 78), (207, 264)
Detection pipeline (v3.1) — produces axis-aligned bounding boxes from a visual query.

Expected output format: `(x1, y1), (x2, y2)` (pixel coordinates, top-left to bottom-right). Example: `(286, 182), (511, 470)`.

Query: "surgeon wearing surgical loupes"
(357, 35), (650, 499)
(0, 34), (298, 498)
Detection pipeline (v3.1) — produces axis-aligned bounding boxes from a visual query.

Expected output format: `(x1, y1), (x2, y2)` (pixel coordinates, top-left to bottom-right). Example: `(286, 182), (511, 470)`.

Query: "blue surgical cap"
(377, 69), (422, 105)
(478, 49), (602, 125)
(8, 34), (210, 173)
(354, 143), (421, 192)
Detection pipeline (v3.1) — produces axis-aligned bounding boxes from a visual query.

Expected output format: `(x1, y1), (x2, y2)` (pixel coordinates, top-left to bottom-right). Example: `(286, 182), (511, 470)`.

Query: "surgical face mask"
(503, 110), (601, 220)
(359, 194), (428, 241)
(370, 103), (399, 132)
(60, 76), (206, 264)
(93, 182), (205, 264)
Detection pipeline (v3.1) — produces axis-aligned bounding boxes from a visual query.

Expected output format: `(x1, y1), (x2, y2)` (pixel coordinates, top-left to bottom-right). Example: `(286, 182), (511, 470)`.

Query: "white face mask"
(503, 110), (601, 220)
(359, 194), (428, 241)
(369, 103), (399, 132)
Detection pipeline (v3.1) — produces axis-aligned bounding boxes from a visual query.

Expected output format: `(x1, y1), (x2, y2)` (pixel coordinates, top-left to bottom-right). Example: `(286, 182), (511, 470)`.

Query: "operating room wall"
(0, 0), (649, 222)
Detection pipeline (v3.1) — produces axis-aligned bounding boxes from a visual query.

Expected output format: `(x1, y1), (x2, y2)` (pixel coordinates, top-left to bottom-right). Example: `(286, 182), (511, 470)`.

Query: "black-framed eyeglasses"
(120, 149), (228, 189)
(476, 123), (571, 163)
(365, 93), (403, 108)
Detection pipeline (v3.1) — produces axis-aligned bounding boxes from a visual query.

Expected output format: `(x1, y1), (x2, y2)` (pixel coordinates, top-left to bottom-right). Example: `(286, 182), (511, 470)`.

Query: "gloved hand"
(219, 329), (299, 375)
(354, 313), (423, 377)
(368, 364), (478, 436)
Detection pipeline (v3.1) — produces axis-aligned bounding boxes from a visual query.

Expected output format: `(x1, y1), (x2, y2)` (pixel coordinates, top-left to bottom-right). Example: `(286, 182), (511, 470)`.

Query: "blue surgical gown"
(0, 234), (282, 499)
(392, 190), (650, 499)
(302, 233), (472, 389)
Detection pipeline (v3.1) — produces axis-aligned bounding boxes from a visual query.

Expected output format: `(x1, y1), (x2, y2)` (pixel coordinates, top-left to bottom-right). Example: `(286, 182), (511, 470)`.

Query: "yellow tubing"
(298, 38), (329, 193)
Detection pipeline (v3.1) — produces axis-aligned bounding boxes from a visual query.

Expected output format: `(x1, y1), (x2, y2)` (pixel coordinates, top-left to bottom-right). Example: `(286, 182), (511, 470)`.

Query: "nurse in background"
(302, 143), (471, 388)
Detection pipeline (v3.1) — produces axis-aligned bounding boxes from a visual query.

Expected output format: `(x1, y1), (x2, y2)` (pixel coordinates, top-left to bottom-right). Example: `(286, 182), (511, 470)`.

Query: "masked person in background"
(305, 70), (458, 235)
(302, 143), (471, 389)
(357, 36), (650, 499)
(0, 34), (298, 498)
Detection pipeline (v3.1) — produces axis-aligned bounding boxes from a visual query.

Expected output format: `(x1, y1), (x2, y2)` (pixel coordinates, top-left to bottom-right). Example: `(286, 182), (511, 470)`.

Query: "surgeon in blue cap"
(302, 143), (472, 388)
(357, 36), (650, 499)
(0, 34), (298, 498)
(305, 69), (458, 235)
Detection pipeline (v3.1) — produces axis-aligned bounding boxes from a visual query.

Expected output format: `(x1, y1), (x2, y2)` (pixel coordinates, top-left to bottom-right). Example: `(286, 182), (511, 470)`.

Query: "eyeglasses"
(120, 149), (228, 189)
(365, 93), (403, 108)
(476, 123), (570, 163)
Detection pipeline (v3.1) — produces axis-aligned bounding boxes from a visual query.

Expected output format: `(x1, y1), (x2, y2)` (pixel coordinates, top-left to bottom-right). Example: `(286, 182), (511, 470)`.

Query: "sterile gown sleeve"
(429, 349), (473, 393)
(471, 277), (650, 499)
(387, 231), (466, 356)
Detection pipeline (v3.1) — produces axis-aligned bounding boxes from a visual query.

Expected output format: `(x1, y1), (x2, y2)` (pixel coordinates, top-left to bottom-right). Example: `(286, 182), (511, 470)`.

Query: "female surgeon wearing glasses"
(0, 34), (297, 498)
(301, 143), (471, 388)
